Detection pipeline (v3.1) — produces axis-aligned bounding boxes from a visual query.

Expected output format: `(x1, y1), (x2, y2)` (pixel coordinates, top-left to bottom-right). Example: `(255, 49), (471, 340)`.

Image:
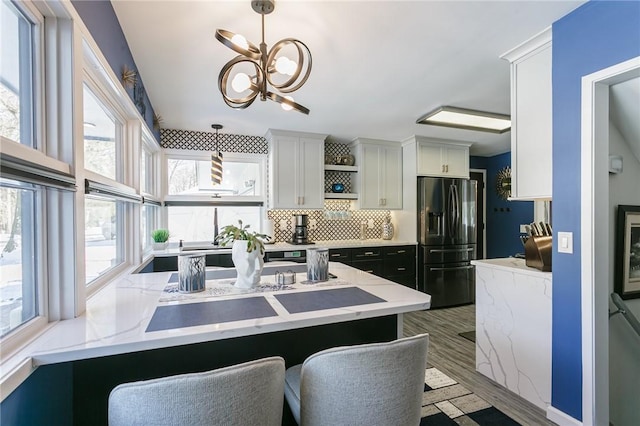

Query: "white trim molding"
(580, 56), (640, 426)
(547, 406), (583, 426)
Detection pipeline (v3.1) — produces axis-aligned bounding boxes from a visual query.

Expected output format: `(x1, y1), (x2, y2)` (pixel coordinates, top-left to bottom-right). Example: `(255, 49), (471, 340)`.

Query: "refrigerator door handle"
(428, 265), (475, 272)
(453, 184), (460, 237)
(429, 248), (474, 253)
(447, 184), (455, 237)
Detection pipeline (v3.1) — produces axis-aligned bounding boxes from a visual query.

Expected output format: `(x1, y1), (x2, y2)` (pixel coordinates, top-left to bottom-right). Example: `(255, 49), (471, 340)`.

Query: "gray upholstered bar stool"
(284, 334), (429, 426)
(108, 356), (285, 426)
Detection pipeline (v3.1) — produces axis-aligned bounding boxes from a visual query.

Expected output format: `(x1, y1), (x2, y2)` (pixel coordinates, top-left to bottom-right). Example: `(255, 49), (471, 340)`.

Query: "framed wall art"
(615, 205), (640, 299)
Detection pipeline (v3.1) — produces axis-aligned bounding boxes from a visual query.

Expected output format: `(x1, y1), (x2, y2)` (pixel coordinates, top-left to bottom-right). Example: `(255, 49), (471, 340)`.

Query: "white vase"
(232, 240), (264, 289)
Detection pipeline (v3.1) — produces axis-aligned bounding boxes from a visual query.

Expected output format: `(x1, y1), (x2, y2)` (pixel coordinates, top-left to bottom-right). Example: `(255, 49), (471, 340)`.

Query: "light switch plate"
(558, 231), (573, 254)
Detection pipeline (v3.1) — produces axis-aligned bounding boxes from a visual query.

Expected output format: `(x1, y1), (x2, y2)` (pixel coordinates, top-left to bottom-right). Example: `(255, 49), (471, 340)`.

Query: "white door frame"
(470, 168), (487, 259)
(580, 56), (640, 426)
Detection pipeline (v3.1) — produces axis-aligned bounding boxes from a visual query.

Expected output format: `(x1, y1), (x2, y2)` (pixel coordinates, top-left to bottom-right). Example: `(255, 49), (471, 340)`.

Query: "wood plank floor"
(403, 305), (556, 426)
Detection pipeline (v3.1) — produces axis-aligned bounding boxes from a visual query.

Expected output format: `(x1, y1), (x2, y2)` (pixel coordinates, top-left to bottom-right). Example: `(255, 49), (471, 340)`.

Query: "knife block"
(524, 236), (552, 272)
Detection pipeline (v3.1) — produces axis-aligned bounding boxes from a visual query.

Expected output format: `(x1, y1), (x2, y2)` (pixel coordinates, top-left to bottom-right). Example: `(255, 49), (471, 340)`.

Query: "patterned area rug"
(420, 368), (521, 425)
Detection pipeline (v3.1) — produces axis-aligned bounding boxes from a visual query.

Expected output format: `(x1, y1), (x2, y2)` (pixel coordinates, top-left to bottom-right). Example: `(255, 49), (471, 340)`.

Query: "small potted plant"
(151, 229), (170, 251)
(217, 220), (269, 289)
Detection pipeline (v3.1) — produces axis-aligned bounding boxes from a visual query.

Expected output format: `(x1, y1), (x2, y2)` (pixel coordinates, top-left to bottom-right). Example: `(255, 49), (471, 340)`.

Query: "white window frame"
(0, 0), (77, 359)
(162, 150), (266, 205)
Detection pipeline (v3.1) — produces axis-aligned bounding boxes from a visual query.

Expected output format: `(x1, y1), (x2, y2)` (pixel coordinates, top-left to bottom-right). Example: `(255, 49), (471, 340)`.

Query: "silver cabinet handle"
(429, 265), (474, 272)
(446, 164), (449, 173)
(331, 253), (341, 257)
(364, 251), (374, 256)
(397, 267), (406, 271)
(429, 248), (474, 253)
(441, 164), (445, 173)
(365, 270), (374, 273)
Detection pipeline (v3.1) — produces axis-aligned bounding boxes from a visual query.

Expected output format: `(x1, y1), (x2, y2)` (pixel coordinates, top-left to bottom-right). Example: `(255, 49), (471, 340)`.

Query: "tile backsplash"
(268, 200), (390, 242)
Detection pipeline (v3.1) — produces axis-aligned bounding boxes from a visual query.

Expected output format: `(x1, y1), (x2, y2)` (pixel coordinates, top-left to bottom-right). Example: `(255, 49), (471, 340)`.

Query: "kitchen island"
(2, 261), (430, 425)
(472, 258), (552, 411)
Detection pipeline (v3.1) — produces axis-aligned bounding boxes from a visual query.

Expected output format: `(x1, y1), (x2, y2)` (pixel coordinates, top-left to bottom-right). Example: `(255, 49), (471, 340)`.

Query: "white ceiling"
(610, 76), (640, 164)
(112, 0), (584, 156)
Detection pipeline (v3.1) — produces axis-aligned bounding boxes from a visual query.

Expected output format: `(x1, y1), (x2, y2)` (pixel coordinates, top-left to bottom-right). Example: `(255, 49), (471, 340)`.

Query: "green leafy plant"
(151, 229), (170, 243)
(217, 220), (269, 254)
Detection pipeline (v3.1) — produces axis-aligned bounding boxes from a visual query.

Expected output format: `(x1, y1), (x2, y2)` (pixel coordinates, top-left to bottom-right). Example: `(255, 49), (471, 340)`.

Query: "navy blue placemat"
(146, 297), (277, 332)
(274, 287), (386, 314)
(168, 263), (307, 283)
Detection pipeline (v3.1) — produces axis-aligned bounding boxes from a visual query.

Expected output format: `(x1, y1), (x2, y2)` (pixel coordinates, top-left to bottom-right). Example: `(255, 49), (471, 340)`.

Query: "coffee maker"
(292, 214), (312, 244)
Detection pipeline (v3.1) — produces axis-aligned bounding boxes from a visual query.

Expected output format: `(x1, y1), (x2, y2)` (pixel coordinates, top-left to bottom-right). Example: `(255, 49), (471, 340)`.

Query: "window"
(0, 1), (36, 147)
(83, 84), (120, 181)
(84, 196), (122, 284)
(141, 204), (159, 252)
(164, 152), (265, 242)
(0, 180), (38, 336)
(167, 158), (262, 197)
(168, 206), (261, 242)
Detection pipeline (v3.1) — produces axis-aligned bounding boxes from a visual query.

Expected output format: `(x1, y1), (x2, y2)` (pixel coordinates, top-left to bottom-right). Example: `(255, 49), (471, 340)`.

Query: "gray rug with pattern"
(420, 368), (521, 425)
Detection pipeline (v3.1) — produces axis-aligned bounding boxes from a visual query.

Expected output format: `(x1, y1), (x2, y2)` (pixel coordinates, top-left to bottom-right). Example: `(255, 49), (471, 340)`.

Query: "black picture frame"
(615, 205), (640, 299)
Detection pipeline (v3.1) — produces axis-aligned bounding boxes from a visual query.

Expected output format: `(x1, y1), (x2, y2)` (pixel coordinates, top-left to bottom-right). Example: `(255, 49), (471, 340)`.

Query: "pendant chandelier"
(215, 0), (312, 114)
(211, 124), (223, 185)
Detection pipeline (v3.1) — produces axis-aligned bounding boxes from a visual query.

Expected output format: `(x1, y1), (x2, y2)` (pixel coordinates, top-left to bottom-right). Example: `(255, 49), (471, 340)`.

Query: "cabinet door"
(381, 146), (402, 209)
(417, 143), (445, 175)
(270, 135), (299, 209)
(511, 43), (552, 199)
(358, 144), (402, 209)
(298, 137), (324, 209)
(359, 144), (384, 209)
(444, 146), (470, 178)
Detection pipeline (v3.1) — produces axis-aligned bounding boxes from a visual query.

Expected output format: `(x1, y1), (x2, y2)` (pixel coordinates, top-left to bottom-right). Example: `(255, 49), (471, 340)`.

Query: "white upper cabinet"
(351, 138), (402, 209)
(266, 129), (326, 209)
(501, 28), (552, 200)
(416, 137), (470, 178)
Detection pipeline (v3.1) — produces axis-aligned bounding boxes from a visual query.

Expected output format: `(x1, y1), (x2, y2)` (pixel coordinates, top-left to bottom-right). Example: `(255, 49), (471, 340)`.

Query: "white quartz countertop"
(154, 239), (418, 257)
(472, 258), (552, 278)
(1, 262), (429, 399)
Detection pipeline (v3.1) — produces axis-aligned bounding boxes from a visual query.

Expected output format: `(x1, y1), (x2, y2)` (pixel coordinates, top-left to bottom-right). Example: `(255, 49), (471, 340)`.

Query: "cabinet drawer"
(351, 247), (383, 260)
(387, 274), (417, 289)
(384, 258), (415, 277)
(351, 260), (384, 276)
(329, 248), (351, 263)
(383, 245), (416, 258)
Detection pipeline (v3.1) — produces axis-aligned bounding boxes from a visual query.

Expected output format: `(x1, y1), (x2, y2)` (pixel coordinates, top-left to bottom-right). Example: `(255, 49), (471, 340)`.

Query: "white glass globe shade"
(231, 73), (251, 93)
(231, 34), (248, 50)
(281, 96), (294, 111)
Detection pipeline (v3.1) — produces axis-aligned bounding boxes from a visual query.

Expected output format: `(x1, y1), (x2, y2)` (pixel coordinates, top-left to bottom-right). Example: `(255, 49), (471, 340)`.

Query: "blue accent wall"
(471, 154), (534, 259)
(552, 1), (640, 420)
(71, 0), (160, 143)
(0, 363), (73, 425)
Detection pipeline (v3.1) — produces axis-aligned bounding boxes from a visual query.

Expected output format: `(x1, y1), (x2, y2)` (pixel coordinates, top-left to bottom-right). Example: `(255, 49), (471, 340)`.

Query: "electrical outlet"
(520, 224), (528, 233)
(279, 219), (289, 231)
(367, 219), (374, 229)
(309, 219), (317, 230)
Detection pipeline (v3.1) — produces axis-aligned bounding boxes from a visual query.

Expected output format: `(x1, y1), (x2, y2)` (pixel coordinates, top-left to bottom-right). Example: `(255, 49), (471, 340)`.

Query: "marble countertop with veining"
(1, 262), (429, 399)
(153, 239), (418, 257)
(472, 258), (552, 278)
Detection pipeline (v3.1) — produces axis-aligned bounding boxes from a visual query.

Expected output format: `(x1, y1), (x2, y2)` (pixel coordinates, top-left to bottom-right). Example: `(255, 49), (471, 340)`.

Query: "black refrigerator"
(417, 177), (477, 308)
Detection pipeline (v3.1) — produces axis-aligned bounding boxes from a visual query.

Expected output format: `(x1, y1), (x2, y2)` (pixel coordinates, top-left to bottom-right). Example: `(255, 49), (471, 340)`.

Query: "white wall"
(608, 120), (640, 426)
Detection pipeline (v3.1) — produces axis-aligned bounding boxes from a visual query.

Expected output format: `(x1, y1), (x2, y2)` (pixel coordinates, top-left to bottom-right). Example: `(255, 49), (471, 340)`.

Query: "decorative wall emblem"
(495, 166), (511, 200)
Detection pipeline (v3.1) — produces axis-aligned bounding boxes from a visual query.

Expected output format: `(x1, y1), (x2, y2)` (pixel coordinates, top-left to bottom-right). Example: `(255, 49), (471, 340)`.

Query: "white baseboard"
(547, 406), (583, 426)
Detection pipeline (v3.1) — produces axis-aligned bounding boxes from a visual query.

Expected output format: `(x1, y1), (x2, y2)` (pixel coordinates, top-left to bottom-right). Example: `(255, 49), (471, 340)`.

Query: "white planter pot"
(153, 242), (169, 251)
(231, 240), (264, 289)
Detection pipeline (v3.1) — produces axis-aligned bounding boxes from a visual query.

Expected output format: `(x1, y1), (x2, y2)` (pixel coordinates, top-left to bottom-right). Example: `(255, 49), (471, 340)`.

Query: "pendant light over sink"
(211, 124), (223, 185)
(215, 0), (312, 114)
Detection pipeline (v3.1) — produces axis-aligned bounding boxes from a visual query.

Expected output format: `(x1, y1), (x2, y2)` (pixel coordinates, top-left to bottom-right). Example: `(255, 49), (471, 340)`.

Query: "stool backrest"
(108, 356), (285, 426)
(300, 334), (429, 425)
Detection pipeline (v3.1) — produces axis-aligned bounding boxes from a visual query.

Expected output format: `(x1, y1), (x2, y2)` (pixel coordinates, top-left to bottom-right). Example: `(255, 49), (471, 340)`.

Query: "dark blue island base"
(69, 314), (398, 425)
